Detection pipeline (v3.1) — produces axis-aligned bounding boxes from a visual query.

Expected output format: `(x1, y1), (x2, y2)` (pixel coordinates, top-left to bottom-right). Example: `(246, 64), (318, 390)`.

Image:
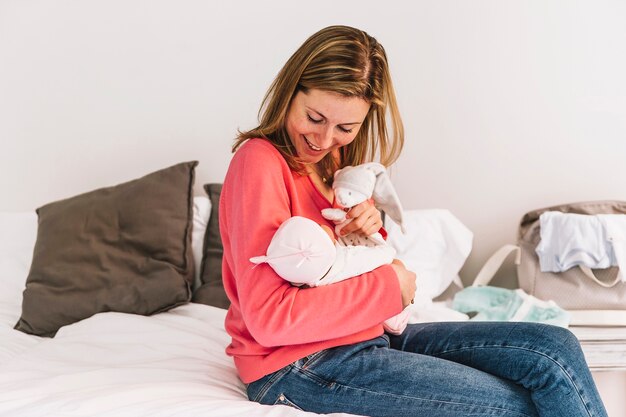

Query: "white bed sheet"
(0, 303), (355, 417)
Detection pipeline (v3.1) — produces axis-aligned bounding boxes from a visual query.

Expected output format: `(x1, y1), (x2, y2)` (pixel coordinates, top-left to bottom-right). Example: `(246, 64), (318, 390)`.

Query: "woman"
(220, 25), (607, 417)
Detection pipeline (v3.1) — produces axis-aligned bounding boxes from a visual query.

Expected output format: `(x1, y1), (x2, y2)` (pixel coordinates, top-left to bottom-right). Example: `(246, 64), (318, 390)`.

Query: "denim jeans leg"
(389, 321), (608, 417)
(248, 335), (540, 417)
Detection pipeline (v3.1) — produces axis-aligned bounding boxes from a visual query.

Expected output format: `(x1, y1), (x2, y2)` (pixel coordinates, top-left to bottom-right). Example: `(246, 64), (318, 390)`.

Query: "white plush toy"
(321, 162), (406, 246)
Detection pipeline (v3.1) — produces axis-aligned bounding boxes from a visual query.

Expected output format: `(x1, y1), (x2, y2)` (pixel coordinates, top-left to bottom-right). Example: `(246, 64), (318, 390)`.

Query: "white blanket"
(0, 304), (355, 417)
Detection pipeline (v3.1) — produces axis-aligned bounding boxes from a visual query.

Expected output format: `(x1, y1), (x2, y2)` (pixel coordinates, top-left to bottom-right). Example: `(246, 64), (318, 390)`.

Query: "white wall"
(2, 0), (626, 287)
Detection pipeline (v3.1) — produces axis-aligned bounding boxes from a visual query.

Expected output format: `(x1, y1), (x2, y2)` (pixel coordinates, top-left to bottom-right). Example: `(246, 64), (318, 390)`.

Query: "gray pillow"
(192, 183), (229, 309)
(15, 161), (198, 337)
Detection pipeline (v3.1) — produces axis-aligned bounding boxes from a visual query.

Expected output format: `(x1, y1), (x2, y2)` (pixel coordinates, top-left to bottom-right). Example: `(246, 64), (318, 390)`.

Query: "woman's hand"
(341, 200), (383, 237)
(390, 259), (416, 308)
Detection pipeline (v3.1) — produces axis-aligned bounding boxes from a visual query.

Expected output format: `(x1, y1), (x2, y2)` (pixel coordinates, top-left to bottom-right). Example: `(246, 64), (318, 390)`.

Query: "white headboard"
(2, 0), (625, 286)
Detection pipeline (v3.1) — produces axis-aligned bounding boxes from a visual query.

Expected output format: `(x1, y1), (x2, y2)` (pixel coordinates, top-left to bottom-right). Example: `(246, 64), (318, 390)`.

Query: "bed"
(0, 162), (355, 417)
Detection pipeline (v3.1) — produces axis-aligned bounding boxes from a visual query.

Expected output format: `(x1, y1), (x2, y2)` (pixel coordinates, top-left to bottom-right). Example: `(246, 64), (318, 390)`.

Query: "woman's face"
(285, 89), (370, 164)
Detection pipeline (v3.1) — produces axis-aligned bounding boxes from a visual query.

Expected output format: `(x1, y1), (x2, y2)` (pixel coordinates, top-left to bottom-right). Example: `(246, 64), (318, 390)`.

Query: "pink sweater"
(220, 138), (403, 384)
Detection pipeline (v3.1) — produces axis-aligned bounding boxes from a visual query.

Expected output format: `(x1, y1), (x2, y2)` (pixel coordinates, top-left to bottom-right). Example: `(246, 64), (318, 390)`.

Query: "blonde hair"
(235, 25), (404, 182)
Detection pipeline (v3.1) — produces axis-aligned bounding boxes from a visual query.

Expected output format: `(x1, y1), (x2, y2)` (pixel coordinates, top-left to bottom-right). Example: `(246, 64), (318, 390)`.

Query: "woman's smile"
(303, 135), (323, 152)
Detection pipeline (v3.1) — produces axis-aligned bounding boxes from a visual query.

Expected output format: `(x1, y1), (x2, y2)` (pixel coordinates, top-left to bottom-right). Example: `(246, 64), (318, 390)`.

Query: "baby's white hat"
(249, 216), (336, 285)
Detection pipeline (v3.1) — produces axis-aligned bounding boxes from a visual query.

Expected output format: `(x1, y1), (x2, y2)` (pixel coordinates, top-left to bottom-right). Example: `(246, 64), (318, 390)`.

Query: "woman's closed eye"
(307, 114), (353, 133)
(307, 113), (323, 124)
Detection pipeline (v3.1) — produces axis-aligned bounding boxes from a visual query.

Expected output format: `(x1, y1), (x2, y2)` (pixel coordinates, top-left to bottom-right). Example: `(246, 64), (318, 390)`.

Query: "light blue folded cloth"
(452, 286), (570, 328)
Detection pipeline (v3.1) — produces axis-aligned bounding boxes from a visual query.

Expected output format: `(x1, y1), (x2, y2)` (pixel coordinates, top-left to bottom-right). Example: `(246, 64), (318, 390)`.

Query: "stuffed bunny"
(321, 162), (405, 247)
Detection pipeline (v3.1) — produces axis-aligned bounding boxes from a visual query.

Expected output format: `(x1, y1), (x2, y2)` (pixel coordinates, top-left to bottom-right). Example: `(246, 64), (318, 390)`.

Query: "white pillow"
(0, 212), (38, 327)
(192, 196), (211, 288)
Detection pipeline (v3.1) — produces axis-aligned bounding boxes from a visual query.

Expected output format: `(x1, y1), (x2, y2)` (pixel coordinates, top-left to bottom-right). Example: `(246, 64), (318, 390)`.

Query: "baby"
(250, 216), (410, 334)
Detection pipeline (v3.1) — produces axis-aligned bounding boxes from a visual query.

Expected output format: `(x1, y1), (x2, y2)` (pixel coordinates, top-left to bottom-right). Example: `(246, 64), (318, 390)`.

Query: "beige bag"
(474, 201), (626, 326)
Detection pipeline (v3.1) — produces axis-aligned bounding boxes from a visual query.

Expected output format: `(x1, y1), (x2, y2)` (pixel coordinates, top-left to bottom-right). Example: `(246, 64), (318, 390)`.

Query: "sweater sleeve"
(221, 141), (403, 347)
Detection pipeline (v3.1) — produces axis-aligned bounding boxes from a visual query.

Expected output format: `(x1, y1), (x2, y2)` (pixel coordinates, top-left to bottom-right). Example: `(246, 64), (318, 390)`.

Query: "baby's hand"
(321, 208), (347, 222)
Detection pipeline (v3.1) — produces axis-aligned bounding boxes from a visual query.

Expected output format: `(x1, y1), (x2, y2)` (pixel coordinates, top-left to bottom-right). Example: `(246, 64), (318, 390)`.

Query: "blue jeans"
(246, 322), (607, 417)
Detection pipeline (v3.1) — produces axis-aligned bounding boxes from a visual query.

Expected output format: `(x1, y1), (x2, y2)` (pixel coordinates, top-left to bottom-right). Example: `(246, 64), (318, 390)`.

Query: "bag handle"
(472, 244), (521, 287)
(578, 265), (622, 288)
(472, 245), (621, 288)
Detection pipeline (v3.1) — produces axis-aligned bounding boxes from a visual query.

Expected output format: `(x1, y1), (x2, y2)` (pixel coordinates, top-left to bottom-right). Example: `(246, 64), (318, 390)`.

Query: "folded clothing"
(536, 212), (626, 281)
(452, 286), (570, 328)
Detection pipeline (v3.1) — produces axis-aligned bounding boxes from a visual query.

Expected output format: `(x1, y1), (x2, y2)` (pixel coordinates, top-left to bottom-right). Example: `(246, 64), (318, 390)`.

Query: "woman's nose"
(318, 125), (334, 149)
